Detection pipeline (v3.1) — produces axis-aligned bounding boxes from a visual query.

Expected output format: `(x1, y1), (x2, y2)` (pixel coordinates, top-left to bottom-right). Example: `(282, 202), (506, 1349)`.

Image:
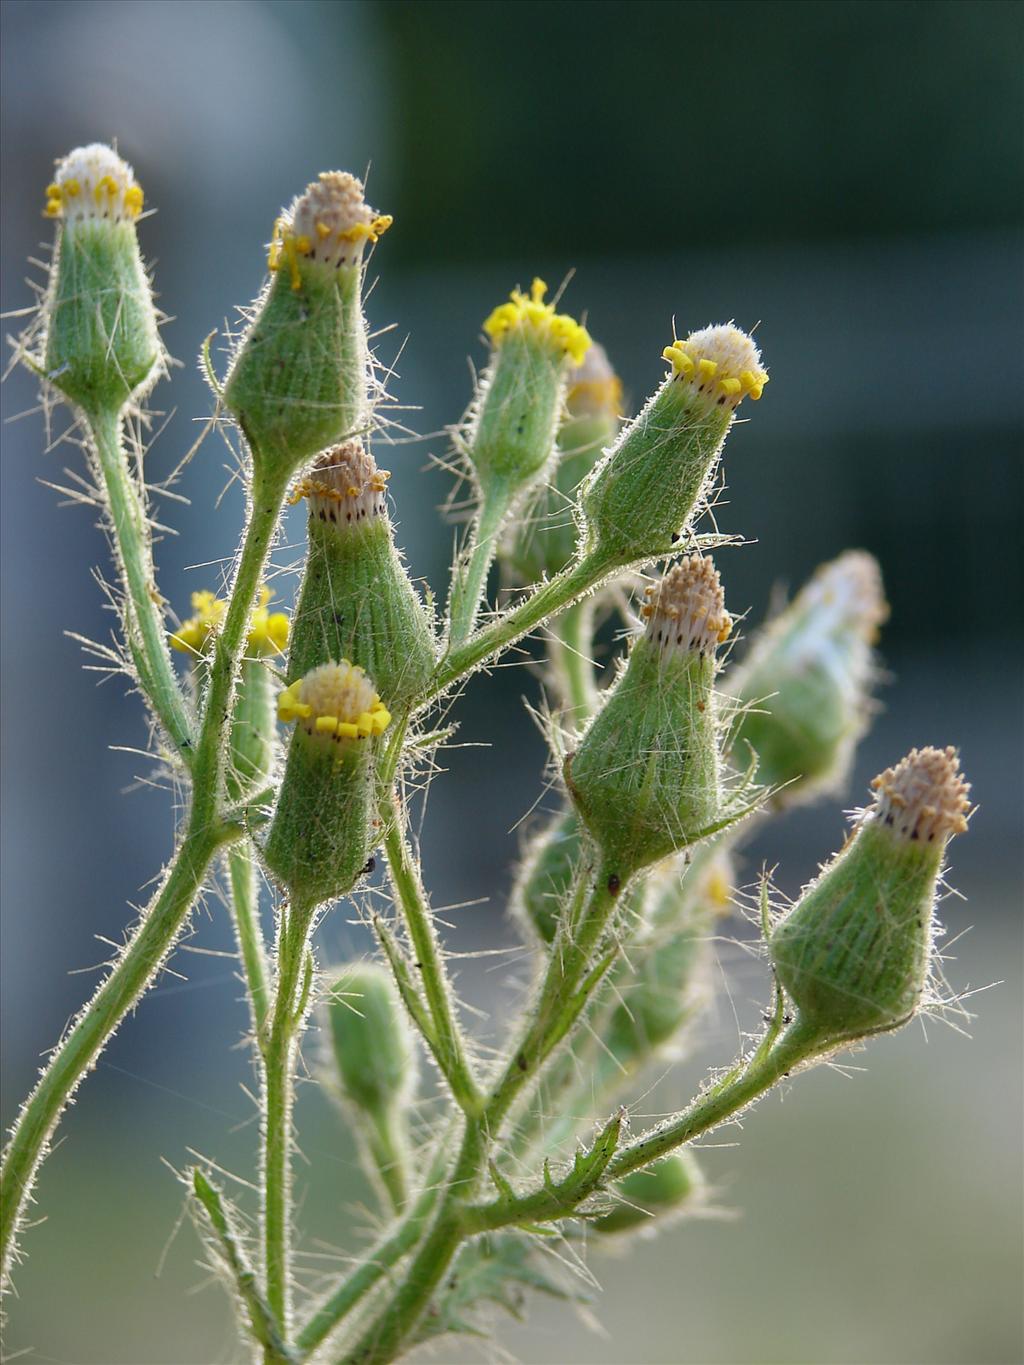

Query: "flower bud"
(41, 145), (159, 414)
(326, 962), (417, 1209)
(731, 551), (888, 803)
(224, 173), (391, 485)
(501, 341), (622, 586)
(565, 556), (732, 882)
(580, 325), (767, 563)
(593, 1151), (702, 1235)
(171, 586), (289, 801)
(287, 441), (436, 707)
(770, 746), (970, 1045)
(263, 661), (391, 908)
(470, 278), (591, 502)
(602, 847), (733, 1071)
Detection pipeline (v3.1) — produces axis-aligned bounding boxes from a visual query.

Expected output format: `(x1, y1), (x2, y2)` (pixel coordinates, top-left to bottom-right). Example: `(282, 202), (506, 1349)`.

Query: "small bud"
(771, 747), (970, 1045)
(263, 661), (391, 907)
(171, 586), (289, 801)
(42, 144), (160, 413)
(731, 551), (888, 803)
(327, 963), (416, 1114)
(566, 556), (731, 881)
(287, 441), (436, 707)
(224, 173), (391, 485)
(469, 279), (591, 501)
(581, 324), (767, 563)
(501, 341), (622, 586)
(593, 1151), (703, 1236)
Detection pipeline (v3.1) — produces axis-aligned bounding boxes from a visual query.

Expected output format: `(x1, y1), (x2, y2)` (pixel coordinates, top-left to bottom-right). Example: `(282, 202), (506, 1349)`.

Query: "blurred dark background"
(1, 2), (1021, 1362)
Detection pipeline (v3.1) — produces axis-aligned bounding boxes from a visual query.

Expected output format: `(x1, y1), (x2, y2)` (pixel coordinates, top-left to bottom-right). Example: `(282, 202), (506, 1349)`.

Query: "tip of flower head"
(170, 585), (287, 657)
(662, 323), (767, 407)
(566, 340), (623, 418)
(278, 660), (391, 741)
(45, 143), (144, 222)
(801, 550), (889, 642)
(483, 278), (591, 367)
(289, 439), (390, 526)
(268, 172), (392, 288)
(641, 554), (731, 657)
(869, 745), (970, 844)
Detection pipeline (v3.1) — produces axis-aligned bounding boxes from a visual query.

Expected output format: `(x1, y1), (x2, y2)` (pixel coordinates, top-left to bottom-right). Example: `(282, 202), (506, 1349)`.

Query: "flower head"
(483, 278), (591, 366)
(641, 555), (732, 658)
(44, 144), (144, 221)
(869, 745), (970, 844)
(277, 660), (391, 741)
(290, 440), (389, 527)
(663, 323), (767, 407)
(268, 172), (392, 289)
(566, 341), (623, 418)
(170, 586), (288, 657)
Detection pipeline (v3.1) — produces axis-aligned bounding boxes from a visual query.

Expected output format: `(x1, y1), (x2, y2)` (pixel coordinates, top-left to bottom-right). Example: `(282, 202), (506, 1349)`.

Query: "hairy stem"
(547, 598), (597, 719)
(447, 483), (514, 646)
(87, 404), (194, 759)
(228, 843), (270, 1035)
(381, 806), (482, 1115)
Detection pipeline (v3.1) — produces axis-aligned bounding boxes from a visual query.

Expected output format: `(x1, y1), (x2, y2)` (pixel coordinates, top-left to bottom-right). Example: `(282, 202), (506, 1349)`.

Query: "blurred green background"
(1, 2), (1021, 1362)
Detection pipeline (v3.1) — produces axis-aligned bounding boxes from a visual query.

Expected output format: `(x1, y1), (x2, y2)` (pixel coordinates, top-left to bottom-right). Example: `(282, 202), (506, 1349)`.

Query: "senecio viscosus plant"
(1, 144), (975, 1363)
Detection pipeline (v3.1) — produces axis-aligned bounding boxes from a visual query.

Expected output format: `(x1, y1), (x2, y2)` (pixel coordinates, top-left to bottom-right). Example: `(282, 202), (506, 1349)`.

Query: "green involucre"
(770, 819), (942, 1043)
(566, 638), (721, 881)
(328, 963), (416, 1113)
(289, 516), (435, 708)
(226, 657), (278, 804)
(45, 219), (160, 412)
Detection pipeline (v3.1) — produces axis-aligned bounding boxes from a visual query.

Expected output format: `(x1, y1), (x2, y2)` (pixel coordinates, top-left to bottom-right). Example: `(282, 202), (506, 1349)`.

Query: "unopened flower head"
(170, 585), (288, 658)
(224, 172), (387, 482)
(327, 963), (416, 1113)
(44, 144), (144, 222)
(41, 143), (160, 411)
(291, 440), (389, 528)
(770, 746), (970, 1046)
(730, 550), (888, 803)
(868, 745), (970, 845)
(641, 555), (732, 659)
(565, 341), (623, 419)
(581, 324), (767, 562)
(483, 278), (591, 366)
(268, 172), (392, 290)
(663, 323), (767, 408)
(565, 557), (732, 881)
(277, 659), (391, 742)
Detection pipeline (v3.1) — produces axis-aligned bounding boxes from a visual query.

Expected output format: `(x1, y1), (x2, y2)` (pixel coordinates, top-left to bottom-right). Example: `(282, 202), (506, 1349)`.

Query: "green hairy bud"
(581, 325), (767, 563)
(594, 1151), (703, 1235)
(224, 172), (391, 485)
(287, 441), (436, 707)
(771, 746), (970, 1045)
(731, 551), (888, 803)
(501, 341), (622, 586)
(566, 555), (732, 882)
(263, 661), (392, 908)
(472, 278), (591, 502)
(42, 144), (160, 414)
(327, 964), (417, 1210)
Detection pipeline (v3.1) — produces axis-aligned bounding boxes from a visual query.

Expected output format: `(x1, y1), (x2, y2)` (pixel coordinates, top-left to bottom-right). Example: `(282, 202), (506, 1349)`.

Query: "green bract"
(771, 746), (970, 1044)
(288, 441), (436, 707)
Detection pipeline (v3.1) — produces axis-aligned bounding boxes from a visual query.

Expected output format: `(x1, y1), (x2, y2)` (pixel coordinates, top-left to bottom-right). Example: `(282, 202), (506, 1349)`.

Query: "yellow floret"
(483, 278), (591, 366)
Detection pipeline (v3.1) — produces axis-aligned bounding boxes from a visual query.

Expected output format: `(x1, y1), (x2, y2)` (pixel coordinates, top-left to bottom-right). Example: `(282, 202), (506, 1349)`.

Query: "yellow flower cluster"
(267, 172), (392, 289)
(44, 145), (144, 220)
(170, 586), (288, 657)
(277, 660), (391, 741)
(483, 278), (591, 366)
(662, 323), (767, 404)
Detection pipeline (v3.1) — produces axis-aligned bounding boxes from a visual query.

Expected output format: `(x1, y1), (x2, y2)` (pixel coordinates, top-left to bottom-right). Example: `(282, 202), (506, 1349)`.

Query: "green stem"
(87, 405), (194, 760)
(296, 1150), (447, 1357)
(363, 1108), (409, 1216)
(607, 1021), (824, 1180)
(263, 902), (316, 1345)
(0, 820), (233, 1288)
(447, 483), (514, 646)
(381, 809), (482, 1115)
(547, 598), (597, 720)
(0, 467), (289, 1294)
(228, 843), (270, 1035)
(425, 546), (620, 706)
